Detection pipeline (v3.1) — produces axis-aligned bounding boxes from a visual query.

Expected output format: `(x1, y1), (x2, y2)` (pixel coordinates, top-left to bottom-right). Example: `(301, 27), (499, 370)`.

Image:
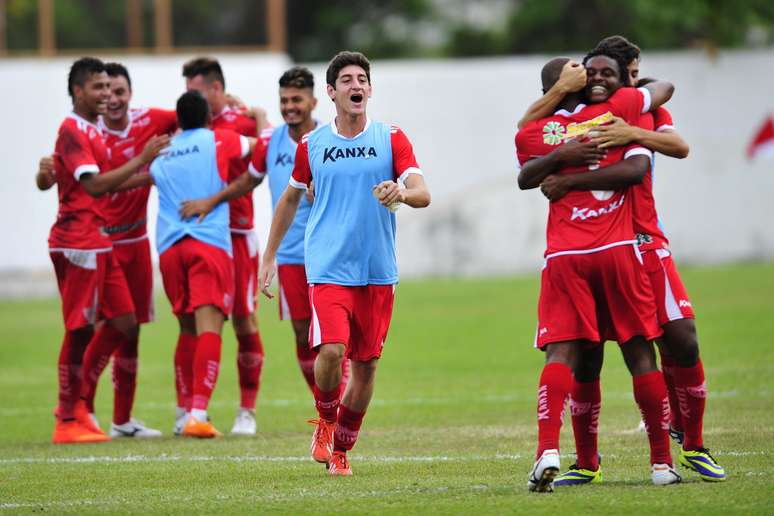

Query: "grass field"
(1, 262), (773, 514)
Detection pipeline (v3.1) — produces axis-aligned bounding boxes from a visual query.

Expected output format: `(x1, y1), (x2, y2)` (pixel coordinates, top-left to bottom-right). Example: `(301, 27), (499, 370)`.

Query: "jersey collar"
(98, 110), (133, 138)
(330, 117), (371, 140)
(554, 104), (586, 117)
(67, 112), (103, 134)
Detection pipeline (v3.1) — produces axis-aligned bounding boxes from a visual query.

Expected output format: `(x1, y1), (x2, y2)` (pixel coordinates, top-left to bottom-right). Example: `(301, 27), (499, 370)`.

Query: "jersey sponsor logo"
(322, 145), (377, 163)
(164, 145), (200, 159)
(679, 299), (692, 308)
(565, 112), (613, 140)
(537, 385), (550, 420)
(274, 152), (293, 167)
(134, 116), (151, 128)
(636, 233), (653, 246)
(542, 121), (565, 145)
(570, 194), (625, 221)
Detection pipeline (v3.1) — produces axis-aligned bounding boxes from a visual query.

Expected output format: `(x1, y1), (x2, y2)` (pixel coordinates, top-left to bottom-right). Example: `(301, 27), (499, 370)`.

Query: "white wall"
(1, 49), (773, 293)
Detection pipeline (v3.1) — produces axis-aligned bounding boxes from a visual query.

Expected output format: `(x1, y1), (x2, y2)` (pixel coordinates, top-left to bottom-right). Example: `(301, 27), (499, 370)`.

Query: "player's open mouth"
(350, 94), (363, 103)
(590, 86), (607, 95)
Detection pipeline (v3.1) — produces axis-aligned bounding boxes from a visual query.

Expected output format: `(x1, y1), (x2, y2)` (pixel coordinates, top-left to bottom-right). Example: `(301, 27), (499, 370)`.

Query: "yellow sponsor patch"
(565, 111), (613, 139)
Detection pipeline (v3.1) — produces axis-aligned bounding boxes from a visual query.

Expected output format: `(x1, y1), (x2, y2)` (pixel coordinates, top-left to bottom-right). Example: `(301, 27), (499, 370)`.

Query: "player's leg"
(230, 233), (264, 434)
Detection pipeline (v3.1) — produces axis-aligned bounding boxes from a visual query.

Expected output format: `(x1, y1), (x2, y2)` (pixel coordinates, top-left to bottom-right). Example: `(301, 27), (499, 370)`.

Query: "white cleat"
(637, 419), (647, 432)
(528, 449), (560, 493)
(174, 407), (189, 436)
(110, 418), (162, 438)
(651, 463), (682, 486)
(230, 408), (257, 435)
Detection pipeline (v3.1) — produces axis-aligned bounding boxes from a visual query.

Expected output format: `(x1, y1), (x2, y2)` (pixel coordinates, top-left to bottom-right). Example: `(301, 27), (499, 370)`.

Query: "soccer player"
(258, 51), (430, 476)
(181, 57), (266, 435)
(539, 36), (725, 484)
(515, 51), (680, 490)
(150, 90), (255, 438)
(48, 57), (167, 444)
(180, 66), (350, 397)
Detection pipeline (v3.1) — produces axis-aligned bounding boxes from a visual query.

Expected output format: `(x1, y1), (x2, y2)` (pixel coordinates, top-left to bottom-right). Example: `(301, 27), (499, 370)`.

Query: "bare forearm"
(518, 153), (561, 190)
(567, 156), (649, 191)
(81, 156), (146, 197)
(401, 175), (431, 208)
(219, 173), (261, 205)
(114, 172), (152, 192)
(632, 128), (689, 159)
(517, 87), (565, 129)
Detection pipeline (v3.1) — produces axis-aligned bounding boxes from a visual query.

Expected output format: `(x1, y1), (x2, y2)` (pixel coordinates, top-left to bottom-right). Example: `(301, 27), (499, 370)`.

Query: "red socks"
(633, 371), (672, 465)
(570, 379), (601, 471)
(81, 325), (125, 412)
(174, 333), (197, 411)
(236, 333), (265, 410)
(334, 405), (365, 452)
(536, 362), (572, 459)
(112, 335), (138, 425)
(56, 330), (91, 420)
(296, 344), (317, 391)
(659, 352), (683, 432)
(314, 385), (340, 422)
(675, 360), (706, 451)
(192, 332), (222, 411)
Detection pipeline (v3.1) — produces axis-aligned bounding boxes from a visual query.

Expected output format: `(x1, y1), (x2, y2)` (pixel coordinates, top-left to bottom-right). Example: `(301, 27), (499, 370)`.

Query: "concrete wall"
(1, 49), (773, 293)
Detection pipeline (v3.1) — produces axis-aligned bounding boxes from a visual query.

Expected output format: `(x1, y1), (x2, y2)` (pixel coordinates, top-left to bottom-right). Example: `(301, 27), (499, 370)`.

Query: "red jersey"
(515, 87), (651, 257)
(48, 113), (112, 251)
(631, 107), (672, 251)
(99, 108), (177, 242)
(209, 106), (257, 231)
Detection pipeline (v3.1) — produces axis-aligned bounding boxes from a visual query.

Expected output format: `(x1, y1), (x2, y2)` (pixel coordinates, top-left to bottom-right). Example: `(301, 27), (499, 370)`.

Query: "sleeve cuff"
(247, 162), (266, 179)
(74, 164), (100, 181)
(397, 166), (423, 184)
(624, 147), (653, 160)
(289, 177), (308, 190)
(656, 124), (675, 132)
(239, 135), (250, 158)
(637, 87), (652, 113)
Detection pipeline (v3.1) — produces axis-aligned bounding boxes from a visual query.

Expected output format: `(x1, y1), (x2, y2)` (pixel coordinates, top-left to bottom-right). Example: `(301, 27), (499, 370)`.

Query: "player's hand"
(179, 198), (215, 223)
(373, 180), (404, 208)
(556, 60), (587, 94)
(37, 155), (56, 190)
(305, 180), (315, 203)
(140, 134), (171, 164)
(258, 254), (277, 299)
(555, 139), (605, 167)
(540, 174), (572, 202)
(588, 116), (637, 149)
(225, 93), (247, 110)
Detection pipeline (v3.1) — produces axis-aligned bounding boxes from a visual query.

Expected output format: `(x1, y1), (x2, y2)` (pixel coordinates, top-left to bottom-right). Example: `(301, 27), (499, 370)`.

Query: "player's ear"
(327, 84), (336, 102)
(311, 96), (318, 110)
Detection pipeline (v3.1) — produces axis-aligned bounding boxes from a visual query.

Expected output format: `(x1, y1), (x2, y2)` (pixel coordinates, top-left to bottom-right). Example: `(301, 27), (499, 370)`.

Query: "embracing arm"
(539, 154), (650, 201)
(518, 139), (605, 190)
(179, 171), (261, 222)
(588, 116), (689, 158)
(517, 60), (587, 129)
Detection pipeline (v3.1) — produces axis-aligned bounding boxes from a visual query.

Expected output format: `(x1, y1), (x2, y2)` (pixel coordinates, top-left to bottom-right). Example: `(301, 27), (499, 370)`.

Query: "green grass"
(0, 262), (773, 514)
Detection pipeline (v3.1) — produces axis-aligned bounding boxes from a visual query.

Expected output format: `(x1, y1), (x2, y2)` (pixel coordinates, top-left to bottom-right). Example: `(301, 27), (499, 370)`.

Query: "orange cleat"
(73, 400), (106, 436)
(328, 451), (352, 476)
(308, 418), (336, 464)
(52, 419), (111, 444)
(182, 416), (222, 438)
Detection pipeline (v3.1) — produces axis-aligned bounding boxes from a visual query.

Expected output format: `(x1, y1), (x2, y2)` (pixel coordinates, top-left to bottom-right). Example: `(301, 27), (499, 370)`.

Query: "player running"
(181, 57), (267, 435)
(180, 66), (350, 397)
(47, 57), (167, 444)
(150, 90), (255, 438)
(515, 51), (679, 490)
(258, 51), (430, 476)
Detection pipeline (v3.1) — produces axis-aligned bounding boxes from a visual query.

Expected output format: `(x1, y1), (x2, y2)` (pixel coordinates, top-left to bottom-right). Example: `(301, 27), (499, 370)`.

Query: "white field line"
(0, 389), (748, 417)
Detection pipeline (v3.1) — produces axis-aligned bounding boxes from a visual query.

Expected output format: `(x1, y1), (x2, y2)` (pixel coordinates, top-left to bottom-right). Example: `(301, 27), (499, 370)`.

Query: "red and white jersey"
(99, 108), (177, 242)
(515, 87), (653, 257)
(247, 126), (273, 179)
(48, 113), (112, 251)
(630, 109), (671, 251)
(210, 106), (258, 232)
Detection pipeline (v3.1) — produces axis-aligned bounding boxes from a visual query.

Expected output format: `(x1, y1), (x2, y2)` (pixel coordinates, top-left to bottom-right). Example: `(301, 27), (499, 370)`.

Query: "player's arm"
(539, 154), (650, 202)
(374, 173), (430, 208)
(517, 60), (587, 129)
(113, 172), (154, 192)
(259, 185), (304, 299)
(36, 155), (56, 191)
(589, 116), (689, 158)
(639, 79), (674, 112)
(517, 139), (605, 190)
(80, 134), (169, 197)
(179, 171), (261, 222)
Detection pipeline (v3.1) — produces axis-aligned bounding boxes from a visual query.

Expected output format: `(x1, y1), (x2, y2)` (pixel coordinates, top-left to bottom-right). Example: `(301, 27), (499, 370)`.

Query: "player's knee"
(317, 343), (345, 364)
(664, 320), (700, 367)
(233, 314), (257, 335)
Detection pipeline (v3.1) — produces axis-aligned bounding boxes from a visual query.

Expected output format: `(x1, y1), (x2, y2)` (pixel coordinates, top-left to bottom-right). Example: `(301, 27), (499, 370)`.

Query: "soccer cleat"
(173, 408), (189, 436)
(669, 425), (685, 445)
(328, 451), (353, 476)
(182, 416), (222, 438)
(651, 463), (682, 486)
(637, 419), (647, 433)
(308, 418), (336, 464)
(679, 448), (726, 482)
(553, 463), (602, 487)
(52, 419), (111, 444)
(528, 449), (560, 493)
(110, 418), (162, 438)
(230, 408), (257, 435)
(74, 400), (106, 436)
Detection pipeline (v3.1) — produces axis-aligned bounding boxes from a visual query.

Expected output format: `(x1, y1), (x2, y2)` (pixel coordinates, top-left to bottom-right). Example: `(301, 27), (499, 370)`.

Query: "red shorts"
(535, 244), (662, 348)
(231, 231), (259, 317)
(159, 237), (234, 317)
(642, 248), (695, 325)
(278, 264), (311, 321)
(50, 249), (135, 331)
(309, 284), (395, 361)
(113, 237), (154, 324)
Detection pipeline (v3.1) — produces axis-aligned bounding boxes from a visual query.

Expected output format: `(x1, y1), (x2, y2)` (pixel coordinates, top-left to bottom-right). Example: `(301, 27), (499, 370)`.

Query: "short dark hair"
(182, 57), (225, 89)
(594, 35), (641, 66)
(67, 57), (105, 97)
(105, 62), (131, 90)
(541, 57), (571, 92)
(326, 51), (370, 88)
(583, 47), (631, 87)
(176, 90), (210, 130)
(279, 66), (314, 90)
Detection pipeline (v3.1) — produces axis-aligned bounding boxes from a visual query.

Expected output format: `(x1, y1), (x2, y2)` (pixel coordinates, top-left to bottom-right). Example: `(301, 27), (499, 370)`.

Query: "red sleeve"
(290, 139), (312, 188)
(623, 113), (654, 158)
(237, 114), (258, 137)
(514, 123), (541, 168)
(607, 87), (645, 126)
(390, 126), (420, 181)
(248, 137), (268, 178)
(150, 108), (178, 134)
(59, 124), (100, 180)
(653, 107), (674, 132)
(214, 129), (245, 182)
